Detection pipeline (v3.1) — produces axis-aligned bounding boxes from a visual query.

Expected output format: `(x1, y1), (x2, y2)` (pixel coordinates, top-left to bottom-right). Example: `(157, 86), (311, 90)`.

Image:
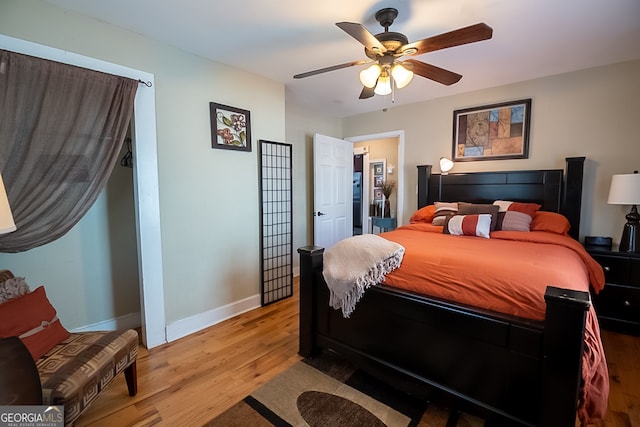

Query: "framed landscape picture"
(210, 102), (252, 152)
(452, 99), (531, 161)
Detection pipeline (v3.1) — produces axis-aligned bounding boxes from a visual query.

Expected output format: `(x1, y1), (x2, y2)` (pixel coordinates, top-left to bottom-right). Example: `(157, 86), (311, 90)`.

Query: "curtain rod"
(138, 79), (152, 87)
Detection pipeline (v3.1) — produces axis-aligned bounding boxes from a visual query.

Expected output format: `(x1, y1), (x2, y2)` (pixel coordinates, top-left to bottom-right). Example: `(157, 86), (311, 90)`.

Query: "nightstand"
(370, 216), (397, 233)
(586, 246), (640, 335)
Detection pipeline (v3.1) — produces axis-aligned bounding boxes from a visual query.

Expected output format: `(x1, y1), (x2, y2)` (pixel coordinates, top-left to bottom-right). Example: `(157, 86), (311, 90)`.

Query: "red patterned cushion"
(443, 214), (492, 238)
(0, 286), (70, 360)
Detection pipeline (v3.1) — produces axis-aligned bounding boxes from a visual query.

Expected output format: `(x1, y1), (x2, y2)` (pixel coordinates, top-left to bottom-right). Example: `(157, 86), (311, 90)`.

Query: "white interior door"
(313, 133), (353, 249)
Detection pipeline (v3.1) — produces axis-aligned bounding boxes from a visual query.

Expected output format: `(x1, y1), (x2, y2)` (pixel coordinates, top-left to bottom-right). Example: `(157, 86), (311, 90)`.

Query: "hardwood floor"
(595, 328), (640, 426)
(75, 278), (640, 426)
(75, 282), (302, 426)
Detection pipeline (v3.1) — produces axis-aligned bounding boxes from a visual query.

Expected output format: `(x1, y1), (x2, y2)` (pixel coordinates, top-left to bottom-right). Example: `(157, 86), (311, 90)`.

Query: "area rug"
(203, 352), (484, 427)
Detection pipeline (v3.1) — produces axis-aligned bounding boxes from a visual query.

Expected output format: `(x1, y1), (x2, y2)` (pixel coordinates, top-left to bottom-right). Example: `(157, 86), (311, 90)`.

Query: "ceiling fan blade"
(359, 86), (375, 99)
(404, 59), (462, 86)
(336, 22), (387, 54)
(401, 23), (493, 56)
(293, 60), (370, 79)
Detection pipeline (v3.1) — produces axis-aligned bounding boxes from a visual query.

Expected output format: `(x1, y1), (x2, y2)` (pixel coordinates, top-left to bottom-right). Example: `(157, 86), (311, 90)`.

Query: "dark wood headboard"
(417, 157), (585, 240)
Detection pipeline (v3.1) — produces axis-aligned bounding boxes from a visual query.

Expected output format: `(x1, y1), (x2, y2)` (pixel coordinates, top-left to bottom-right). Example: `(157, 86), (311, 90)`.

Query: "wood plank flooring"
(75, 278), (640, 426)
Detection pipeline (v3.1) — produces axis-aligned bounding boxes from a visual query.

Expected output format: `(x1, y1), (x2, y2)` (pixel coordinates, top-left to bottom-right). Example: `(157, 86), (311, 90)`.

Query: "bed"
(298, 157), (608, 426)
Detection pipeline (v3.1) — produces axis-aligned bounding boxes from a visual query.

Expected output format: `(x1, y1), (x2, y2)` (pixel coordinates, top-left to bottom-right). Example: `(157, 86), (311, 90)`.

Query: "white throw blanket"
(322, 234), (405, 318)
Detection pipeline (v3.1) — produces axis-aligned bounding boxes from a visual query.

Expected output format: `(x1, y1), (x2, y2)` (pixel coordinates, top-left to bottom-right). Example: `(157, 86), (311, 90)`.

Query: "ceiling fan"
(293, 8), (493, 99)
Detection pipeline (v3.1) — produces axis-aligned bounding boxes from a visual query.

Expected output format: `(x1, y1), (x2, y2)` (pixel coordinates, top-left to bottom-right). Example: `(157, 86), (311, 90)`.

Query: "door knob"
(314, 211), (326, 216)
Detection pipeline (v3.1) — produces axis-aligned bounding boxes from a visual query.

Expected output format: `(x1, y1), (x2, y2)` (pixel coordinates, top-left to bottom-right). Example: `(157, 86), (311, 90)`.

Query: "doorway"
(348, 131), (404, 235)
(353, 153), (364, 235)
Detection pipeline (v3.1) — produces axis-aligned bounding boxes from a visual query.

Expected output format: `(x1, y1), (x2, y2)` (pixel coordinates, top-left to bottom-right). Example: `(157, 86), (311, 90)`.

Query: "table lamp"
(0, 173), (16, 234)
(438, 157), (454, 201)
(607, 170), (640, 253)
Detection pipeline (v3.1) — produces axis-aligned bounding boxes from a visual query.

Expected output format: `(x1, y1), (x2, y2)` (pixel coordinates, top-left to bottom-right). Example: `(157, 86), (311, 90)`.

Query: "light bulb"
(391, 63), (414, 89)
(359, 64), (381, 88)
(374, 74), (392, 96)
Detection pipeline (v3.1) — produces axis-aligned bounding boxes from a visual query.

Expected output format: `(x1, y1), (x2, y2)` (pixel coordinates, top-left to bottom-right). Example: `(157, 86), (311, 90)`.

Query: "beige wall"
(342, 60), (640, 245)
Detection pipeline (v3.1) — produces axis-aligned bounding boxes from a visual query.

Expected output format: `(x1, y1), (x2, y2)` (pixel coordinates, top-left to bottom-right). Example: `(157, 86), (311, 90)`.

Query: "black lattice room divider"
(259, 140), (293, 305)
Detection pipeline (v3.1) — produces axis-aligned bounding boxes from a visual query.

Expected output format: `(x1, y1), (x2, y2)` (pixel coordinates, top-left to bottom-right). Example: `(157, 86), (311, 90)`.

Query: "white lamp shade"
(607, 173), (640, 205)
(439, 157), (454, 174)
(374, 74), (392, 96)
(359, 64), (381, 88)
(391, 63), (414, 89)
(0, 173), (16, 234)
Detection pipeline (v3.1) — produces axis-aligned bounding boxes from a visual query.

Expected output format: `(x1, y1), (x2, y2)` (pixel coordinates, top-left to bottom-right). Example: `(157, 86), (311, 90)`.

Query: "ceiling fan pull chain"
(391, 78), (396, 104)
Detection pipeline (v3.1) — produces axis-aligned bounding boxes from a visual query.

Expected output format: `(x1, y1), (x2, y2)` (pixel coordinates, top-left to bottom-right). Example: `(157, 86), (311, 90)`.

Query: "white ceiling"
(42, 0), (640, 118)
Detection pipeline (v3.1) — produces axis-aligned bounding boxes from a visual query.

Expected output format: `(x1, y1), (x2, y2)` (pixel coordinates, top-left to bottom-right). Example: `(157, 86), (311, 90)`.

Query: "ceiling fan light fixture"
(374, 73), (392, 96)
(391, 63), (414, 89)
(359, 64), (381, 88)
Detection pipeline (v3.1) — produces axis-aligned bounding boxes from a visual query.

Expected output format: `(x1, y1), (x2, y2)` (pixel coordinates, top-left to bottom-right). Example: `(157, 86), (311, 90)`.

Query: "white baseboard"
(165, 293), (262, 342)
(70, 312), (141, 332)
(71, 276), (298, 341)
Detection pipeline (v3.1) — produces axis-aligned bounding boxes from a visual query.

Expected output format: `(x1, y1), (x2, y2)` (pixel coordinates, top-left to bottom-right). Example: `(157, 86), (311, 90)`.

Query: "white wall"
(342, 60), (640, 245)
(0, 0), (286, 333)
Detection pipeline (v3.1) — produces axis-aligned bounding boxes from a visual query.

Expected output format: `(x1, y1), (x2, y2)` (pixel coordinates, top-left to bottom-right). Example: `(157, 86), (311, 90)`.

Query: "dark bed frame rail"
(299, 157), (590, 426)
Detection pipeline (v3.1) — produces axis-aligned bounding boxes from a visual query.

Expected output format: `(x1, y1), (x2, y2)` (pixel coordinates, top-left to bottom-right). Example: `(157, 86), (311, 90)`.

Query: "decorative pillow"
(409, 204), (436, 223)
(493, 201), (542, 231)
(0, 276), (30, 304)
(493, 201), (541, 217)
(457, 202), (500, 231)
(495, 211), (533, 232)
(530, 211), (571, 235)
(433, 202), (458, 226)
(0, 286), (70, 360)
(443, 214), (492, 239)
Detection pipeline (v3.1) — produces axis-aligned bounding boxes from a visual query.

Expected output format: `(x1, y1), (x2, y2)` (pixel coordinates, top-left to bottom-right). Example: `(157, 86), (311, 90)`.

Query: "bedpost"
(540, 286), (590, 426)
(417, 165), (433, 208)
(297, 246), (324, 358)
(563, 156), (585, 241)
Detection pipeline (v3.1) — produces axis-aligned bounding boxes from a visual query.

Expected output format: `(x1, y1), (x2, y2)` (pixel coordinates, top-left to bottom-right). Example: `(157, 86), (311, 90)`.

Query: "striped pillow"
(493, 201), (541, 232)
(458, 202), (500, 231)
(433, 202), (458, 226)
(443, 214), (492, 239)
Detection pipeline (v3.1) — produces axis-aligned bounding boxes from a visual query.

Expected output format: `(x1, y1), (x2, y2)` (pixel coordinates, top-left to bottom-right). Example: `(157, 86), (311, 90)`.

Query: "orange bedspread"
(379, 223), (609, 423)
(382, 223), (604, 320)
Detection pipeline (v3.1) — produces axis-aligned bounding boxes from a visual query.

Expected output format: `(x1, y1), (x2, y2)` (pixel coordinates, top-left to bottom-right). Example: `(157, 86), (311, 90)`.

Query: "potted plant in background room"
(380, 180), (396, 218)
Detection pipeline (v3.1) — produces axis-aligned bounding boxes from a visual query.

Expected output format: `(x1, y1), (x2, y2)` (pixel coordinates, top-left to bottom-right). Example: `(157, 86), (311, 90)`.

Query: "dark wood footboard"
(298, 246), (590, 426)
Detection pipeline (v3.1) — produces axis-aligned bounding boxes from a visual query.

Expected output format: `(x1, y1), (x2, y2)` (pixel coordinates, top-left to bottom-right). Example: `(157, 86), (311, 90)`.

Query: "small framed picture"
(374, 176), (383, 187)
(374, 164), (383, 175)
(373, 188), (383, 201)
(210, 102), (252, 152)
